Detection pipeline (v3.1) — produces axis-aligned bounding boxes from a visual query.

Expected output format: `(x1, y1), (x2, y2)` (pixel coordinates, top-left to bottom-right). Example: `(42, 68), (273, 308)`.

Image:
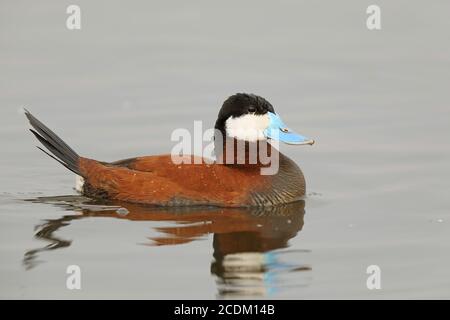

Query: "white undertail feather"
(225, 114), (270, 142)
(75, 175), (84, 193)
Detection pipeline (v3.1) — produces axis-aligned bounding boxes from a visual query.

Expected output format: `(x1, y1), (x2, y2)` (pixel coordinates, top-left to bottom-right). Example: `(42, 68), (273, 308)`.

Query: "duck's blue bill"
(263, 112), (315, 145)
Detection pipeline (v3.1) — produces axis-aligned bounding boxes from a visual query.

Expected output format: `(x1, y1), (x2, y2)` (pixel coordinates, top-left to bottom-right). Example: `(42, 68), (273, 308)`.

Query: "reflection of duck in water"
(25, 196), (311, 297)
(210, 202), (311, 297)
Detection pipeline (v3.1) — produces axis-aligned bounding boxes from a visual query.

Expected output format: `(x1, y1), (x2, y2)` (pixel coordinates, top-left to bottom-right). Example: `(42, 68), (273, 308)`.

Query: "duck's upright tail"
(24, 109), (82, 176)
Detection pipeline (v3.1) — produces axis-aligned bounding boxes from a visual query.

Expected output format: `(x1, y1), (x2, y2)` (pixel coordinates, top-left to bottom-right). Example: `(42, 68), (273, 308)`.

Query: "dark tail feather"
(24, 109), (82, 176)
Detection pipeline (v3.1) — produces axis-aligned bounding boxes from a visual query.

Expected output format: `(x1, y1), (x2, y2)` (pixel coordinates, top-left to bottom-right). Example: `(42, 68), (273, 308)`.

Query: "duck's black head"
(214, 93), (275, 138)
(214, 93), (314, 145)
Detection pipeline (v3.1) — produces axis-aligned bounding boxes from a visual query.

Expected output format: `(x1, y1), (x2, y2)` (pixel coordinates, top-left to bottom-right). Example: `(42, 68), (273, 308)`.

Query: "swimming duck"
(25, 93), (314, 207)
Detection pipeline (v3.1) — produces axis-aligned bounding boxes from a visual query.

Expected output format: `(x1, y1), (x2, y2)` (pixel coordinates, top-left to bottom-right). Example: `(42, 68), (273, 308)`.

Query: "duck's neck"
(214, 136), (279, 167)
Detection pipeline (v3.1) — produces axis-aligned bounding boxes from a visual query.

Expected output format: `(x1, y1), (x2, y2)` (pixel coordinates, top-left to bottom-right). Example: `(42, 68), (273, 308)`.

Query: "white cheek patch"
(225, 113), (270, 142)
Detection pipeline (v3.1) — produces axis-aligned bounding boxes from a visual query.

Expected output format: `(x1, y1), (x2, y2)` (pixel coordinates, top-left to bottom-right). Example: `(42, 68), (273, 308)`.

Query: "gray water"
(1, 1), (450, 299)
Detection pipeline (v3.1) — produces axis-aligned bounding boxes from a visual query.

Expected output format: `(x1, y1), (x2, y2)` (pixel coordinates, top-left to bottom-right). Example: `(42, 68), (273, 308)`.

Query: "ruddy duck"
(25, 93), (314, 207)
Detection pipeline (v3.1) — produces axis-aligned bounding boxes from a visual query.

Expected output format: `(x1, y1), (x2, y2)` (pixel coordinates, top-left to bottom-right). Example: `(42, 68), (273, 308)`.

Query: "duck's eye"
(280, 127), (289, 133)
(247, 106), (256, 113)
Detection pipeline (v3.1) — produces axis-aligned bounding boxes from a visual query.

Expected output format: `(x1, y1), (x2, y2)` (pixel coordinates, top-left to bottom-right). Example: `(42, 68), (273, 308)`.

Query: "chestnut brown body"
(78, 149), (305, 207)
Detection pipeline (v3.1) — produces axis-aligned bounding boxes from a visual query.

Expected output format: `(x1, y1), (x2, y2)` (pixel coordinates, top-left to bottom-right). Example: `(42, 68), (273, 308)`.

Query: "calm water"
(1, 1), (450, 299)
